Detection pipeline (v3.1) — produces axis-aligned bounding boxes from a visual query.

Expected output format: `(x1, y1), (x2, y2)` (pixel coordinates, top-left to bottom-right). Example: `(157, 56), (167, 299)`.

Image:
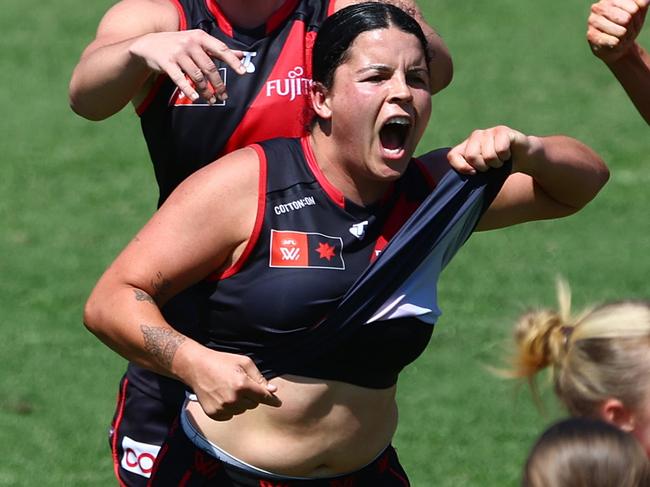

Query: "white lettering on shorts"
(121, 435), (161, 478)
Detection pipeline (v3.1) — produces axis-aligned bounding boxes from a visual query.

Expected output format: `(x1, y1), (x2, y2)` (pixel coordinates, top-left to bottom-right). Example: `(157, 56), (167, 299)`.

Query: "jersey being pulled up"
(139, 0), (332, 205)
(197, 137), (437, 389)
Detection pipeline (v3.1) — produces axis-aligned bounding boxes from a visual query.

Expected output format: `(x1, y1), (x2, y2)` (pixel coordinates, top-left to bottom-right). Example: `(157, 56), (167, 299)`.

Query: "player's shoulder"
(163, 146), (261, 226)
(101, 0), (180, 33)
(193, 146), (261, 193)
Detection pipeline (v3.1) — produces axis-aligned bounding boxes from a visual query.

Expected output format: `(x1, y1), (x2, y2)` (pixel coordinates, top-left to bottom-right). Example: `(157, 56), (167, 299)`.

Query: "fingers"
(587, 0), (647, 57)
(175, 54), (217, 104)
(135, 30), (248, 105)
(448, 126), (514, 175)
(185, 34), (245, 103)
(589, 11), (629, 39)
(447, 140), (475, 174)
(196, 354), (281, 421)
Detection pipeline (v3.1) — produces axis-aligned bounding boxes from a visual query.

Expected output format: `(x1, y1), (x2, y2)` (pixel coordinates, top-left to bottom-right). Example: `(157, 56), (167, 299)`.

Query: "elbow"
(597, 159), (611, 189)
(566, 157), (610, 212)
(83, 292), (105, 338)
(68, 77), (113, 121)
(588, 157), (611, 201)
(69, 93), (110, 122)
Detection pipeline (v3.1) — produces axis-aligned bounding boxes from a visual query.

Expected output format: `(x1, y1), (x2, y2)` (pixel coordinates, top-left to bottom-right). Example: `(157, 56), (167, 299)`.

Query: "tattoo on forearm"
(133, 289), (155, 304)
(140, 325), (186, 369)
(151, 271), (172, 301)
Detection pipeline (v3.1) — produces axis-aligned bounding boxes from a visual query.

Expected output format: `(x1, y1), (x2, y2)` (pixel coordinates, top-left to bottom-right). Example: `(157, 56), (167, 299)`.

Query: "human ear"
(310, 82), (332, 120)
(598, 398), (636, 432)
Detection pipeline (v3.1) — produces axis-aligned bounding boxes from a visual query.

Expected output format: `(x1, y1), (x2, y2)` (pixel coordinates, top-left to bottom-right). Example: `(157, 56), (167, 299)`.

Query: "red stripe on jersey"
(136, 75), (168, 116)
(205, 0), (233, 37)
(221, 20), (312, 155)
(300, 136), (345, 208)
(111, 378), (129, 487)
(327, 0), (336, 16)
(212, 144), (268, 280)
(371, 193), (422, 263)
(169, 0), (188, 30)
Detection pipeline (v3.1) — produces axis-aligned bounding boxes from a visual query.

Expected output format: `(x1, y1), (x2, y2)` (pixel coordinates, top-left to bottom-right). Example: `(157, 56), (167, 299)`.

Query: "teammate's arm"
(334, 0), (453, 93)
(69, 0), (245, 121)
(587, 0), (650, 123)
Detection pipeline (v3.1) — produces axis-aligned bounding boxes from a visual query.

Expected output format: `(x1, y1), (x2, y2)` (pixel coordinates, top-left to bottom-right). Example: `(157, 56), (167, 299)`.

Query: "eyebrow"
(357, 64), (428, 75)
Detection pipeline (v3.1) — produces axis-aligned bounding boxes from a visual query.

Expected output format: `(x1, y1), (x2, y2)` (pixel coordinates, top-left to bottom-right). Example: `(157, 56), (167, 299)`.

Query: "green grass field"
(1, 0), (648, 485)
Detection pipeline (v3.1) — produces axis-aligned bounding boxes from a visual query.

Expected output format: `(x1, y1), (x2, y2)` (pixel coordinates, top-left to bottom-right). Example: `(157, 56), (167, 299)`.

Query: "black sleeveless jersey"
(197, 137), (436, 389)
(139, 0), (332, 205)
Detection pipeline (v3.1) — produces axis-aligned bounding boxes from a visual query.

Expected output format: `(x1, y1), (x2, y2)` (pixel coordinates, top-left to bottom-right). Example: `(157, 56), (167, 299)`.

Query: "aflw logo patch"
(269, 230), (344, 270)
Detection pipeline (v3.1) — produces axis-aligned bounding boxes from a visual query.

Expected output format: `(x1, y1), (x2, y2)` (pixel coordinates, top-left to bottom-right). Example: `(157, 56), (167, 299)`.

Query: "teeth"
(385, 116), (411, 126)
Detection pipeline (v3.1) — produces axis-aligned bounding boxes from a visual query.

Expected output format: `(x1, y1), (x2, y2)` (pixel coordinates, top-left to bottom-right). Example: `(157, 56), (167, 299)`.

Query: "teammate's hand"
(129, 29), (247, 104)
(587, 0), (649, 64)
(447, 125), (534, 175)
(188, 349), (281, 421)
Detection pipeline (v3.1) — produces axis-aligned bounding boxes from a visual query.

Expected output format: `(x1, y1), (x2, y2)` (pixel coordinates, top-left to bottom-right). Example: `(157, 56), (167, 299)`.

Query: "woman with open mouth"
(83, 3), (609, 485)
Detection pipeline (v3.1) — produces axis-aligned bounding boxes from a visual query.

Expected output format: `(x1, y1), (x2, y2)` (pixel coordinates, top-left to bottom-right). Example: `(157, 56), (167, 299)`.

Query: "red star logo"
(315, 242), (336, 261)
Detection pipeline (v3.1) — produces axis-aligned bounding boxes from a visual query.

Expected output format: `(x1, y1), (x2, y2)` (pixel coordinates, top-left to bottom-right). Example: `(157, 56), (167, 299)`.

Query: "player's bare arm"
(140, 324), (187, 369)
(334, 0), (453, 93)
(83, 148), (279, 419)
(442, 126), (609, 230)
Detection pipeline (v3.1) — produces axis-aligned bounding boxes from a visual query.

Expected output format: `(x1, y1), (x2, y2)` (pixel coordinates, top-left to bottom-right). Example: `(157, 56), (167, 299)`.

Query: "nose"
(388, 73), (413, 103)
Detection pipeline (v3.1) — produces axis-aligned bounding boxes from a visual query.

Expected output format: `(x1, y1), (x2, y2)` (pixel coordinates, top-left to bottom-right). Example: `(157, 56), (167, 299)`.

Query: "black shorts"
(109, 372), (186, 487)
(148, 420), (410, 486)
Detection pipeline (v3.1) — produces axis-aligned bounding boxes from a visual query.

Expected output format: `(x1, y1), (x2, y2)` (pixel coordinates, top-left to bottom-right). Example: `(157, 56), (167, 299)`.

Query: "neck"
(215, 0), (287, 29)
(309, 131), (390, 207)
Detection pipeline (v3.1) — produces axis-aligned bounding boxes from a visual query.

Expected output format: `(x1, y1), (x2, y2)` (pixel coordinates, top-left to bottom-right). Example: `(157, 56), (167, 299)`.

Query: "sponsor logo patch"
(273, 196), (316, 215)
(349, 221), (369, 240)
(241, 51), (257, 73)
(121, 436), (161, 478)
(269, 230), (344, 270)
(265, 66), (311, 101)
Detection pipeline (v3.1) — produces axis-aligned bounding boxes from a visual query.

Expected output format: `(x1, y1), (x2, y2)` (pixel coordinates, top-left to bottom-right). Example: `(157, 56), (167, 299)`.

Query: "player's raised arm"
(445, 126), (609, 230)
(587, 0), (650, 123)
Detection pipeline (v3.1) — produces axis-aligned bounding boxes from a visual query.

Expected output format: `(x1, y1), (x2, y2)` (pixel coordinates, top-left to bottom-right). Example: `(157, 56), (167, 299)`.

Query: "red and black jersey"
(138, 0), (333, 205)
(197, 137), (437, 388)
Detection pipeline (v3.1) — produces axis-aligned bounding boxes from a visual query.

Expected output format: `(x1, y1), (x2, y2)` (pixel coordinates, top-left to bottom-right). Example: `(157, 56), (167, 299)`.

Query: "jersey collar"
(205, 0), (300, 37)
